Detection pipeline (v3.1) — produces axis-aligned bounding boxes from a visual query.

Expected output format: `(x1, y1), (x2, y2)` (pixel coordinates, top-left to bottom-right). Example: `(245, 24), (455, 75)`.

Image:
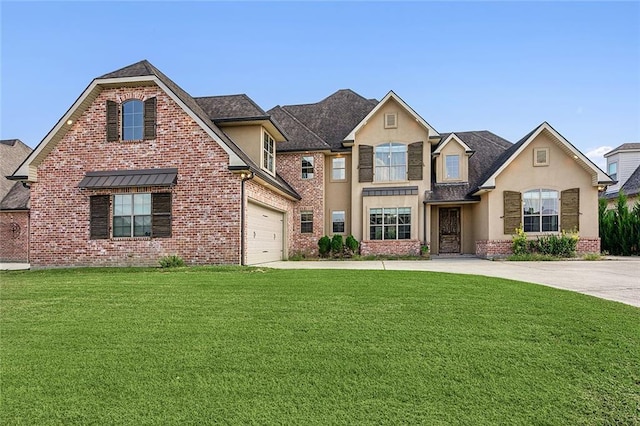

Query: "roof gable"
(344, 91), (439, 142)
(620, 164), (640, 197)
(605, 142), (640, 157)
(195, 94), (268, 121)
(475, 122), (613, 192)
(433, 133), (474, 155)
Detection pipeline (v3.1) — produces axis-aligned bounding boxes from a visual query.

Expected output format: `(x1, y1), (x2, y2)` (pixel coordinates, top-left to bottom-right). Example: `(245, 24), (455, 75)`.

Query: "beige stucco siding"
(222, 126), (263, 167)
(351, 98), (431, 242)
(435, 140), (469, 183)
(487, 132), (599, 240)
(325, 154), (352, 235)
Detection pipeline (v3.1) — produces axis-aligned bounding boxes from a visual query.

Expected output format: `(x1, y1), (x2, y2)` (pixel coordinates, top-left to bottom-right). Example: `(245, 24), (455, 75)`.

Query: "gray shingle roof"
(428, 131), (513, 202)
(274, 89), (378, 151)
(605, 143), (640, 156)
(194, 94), (268, 121)
(268, 106), (330, 152)
(1, 139), (31, 210)
(620, 165), (640, 197)
(97, 60), (300, 200)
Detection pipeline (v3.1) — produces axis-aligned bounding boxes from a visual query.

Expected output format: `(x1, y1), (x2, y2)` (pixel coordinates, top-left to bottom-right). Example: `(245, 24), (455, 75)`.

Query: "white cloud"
(585, 146), (613, 170)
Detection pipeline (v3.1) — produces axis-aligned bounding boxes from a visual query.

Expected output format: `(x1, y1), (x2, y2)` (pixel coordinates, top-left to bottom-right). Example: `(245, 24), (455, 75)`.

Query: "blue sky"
(1, 1), (639, 168)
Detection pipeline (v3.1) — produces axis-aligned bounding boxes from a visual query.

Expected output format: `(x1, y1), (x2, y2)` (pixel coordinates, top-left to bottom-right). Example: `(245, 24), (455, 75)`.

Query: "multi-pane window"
(122, 100), (144, 141)
(301, 211), (313, 233)
(369, 207), (411, 240)
(332, 211), (345, 233)
(375, 143), (406, 181)
(263, 131), (275, 173)
(302, 156), (314, 179)
(113, 193), (151, 237)
(608, 162), (617, 181)
(332, 157), (346, 181)
(523, 189), (559, 232)
(445, 155), (460, 179)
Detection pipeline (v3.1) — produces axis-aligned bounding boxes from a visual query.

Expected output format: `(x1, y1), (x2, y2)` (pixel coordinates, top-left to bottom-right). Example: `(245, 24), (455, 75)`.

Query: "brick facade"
(360, 239), (421, 256)
(29, 86), (249, 267)
(0, 211), (29, 262)
(476, 238), (601, 258)
(276, 152), (325, 256)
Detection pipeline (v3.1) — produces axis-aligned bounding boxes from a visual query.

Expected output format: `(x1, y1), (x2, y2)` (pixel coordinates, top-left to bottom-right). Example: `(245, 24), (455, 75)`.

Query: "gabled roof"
(432, 133), (474, 156)
(277, 89), (378, 151)
(9, 60), (300, 200)
(0, 182), (30, 210)
(195, 94), (268, 121)
(604, 142), (640, 157)
(473, 122), (613, 194)
(603, 164), (640, 199)
(268, 106), (330, 152)
(1, 139), (31, 198)
(427, 131), (512, 203)
(344, 91), (440, 142)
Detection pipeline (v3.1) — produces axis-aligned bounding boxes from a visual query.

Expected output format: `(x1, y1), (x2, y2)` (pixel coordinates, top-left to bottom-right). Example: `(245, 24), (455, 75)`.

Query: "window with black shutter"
(106, 97), (157, 142)
(106, 101), (119, 142)
(144, 97), (157, 140)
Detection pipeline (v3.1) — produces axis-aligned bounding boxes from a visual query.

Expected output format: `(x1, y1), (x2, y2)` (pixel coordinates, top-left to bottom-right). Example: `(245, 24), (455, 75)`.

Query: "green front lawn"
(2, 267), (639, 424)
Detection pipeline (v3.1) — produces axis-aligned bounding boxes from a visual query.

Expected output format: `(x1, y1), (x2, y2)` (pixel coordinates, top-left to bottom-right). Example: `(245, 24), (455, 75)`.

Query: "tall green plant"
(599, 192), (640, 255)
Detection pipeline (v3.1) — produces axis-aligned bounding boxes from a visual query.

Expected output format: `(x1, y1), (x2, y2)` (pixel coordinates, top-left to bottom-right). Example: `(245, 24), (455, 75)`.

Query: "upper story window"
(375, 143), (406, 182)
(445, 155), (460, 180)
(332, 157), (346, 181)
(523, 189), (558, 232)
(263, 131), (275, 173)
(122, 100), (144, 141)
(106, 98), (156, 142)
(302, 156), (314, 179)
(608, 162), (618, 181)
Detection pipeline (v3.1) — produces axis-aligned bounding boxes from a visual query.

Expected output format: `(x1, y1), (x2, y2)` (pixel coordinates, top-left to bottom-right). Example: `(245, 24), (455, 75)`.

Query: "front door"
(439, 207), (461, 254)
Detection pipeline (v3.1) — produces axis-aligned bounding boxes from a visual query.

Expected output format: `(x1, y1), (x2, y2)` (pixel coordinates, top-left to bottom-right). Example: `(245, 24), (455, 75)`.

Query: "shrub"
(345, 235), (359, 255)
(159, 255), (185, 268)
(511, 227), (578, 258)
(512, 226), (527, 255)
(331, 234), (344, 257)
(599, 193), (640, 256)
(318, 236), (331, 257)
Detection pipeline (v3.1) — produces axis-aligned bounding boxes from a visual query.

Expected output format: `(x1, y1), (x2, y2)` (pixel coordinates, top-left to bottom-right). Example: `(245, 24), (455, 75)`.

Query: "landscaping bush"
(599, 193), (640, 256)
(512, 226), (528, 255)
(345, 235), (359, 255)
(158, 254), (185, 268)
(331, 234), (344, 257)
(318, 236), (331, 257)
(511, 227), (578, 258)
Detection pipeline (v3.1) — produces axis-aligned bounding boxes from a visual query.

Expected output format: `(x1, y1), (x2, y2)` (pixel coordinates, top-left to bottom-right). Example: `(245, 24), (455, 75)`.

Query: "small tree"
(599, 192), (640, 255)
(318, 236), (331, 257)
(331, 234), (344, 257)
(345, 235), (359, 256)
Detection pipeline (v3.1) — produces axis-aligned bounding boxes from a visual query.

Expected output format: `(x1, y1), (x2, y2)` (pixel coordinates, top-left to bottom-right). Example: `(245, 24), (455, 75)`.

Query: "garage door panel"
(247, 203), (284, 265)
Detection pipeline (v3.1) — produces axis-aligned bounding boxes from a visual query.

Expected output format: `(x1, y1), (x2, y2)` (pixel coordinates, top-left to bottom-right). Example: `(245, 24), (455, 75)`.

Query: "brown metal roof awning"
(78, 168), (178, 189)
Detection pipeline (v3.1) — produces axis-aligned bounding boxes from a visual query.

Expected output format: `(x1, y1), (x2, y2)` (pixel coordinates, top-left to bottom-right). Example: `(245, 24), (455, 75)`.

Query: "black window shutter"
(407, 141), (424, 180)
(152, 193), (172, 237)
(358, 145), (373, 182)
(144, 97), (157, 140)
(90, 195), (110, 239)
(503, 190), (522, 235)
(561, 188), (580, 231)
(106, 101), (119, 142)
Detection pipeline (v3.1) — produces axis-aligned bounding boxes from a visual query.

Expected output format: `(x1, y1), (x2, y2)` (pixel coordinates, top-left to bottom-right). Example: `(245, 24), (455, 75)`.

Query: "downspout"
(240, 171), (254, 266)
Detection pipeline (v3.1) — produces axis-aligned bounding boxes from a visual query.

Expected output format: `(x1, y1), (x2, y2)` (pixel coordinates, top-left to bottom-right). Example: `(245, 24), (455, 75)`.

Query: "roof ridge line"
(469, 130), (513, 147)
(277, 106), (330, 148)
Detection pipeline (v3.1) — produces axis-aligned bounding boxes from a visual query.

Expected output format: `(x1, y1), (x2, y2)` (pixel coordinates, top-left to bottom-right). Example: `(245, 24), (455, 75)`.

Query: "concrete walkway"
(265, 256), (640, 308)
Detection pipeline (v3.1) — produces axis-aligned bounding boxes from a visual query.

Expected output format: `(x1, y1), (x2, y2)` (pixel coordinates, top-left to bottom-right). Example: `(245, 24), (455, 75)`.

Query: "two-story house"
(9, 60), (612, 267)
(602, 143), (640, 208)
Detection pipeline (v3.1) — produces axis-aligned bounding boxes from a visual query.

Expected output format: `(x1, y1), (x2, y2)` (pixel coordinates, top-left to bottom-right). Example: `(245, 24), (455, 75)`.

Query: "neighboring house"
(602, 143), (640, 209)
(1, 139), (32, 262)
(9, 60), (613, 267)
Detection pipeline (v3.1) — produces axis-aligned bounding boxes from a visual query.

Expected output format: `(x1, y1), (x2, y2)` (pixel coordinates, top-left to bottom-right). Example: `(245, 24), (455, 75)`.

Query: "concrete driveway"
(265, 257), (640, 308)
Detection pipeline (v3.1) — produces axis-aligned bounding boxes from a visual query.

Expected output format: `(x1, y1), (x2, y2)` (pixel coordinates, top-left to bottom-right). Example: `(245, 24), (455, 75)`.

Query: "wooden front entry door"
(439, 207), (461, 254)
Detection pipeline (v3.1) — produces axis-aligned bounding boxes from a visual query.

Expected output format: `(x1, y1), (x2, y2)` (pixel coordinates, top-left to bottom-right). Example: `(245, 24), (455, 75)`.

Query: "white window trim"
(608, 161), (618, 181)
(384, 112), (398, 129)
(369, 207), (411, 241)
(444, 154), (461, 181)
(331, 210), (346, 234)
(522, 188), (559, 233)
(302, 156), (314, 179)
(301, 210), (313, 234)
(374, 142), (408, 183)
(331, 157), (347, 182)
(262, 130), (276, 175)
(122, 99), (144, 141)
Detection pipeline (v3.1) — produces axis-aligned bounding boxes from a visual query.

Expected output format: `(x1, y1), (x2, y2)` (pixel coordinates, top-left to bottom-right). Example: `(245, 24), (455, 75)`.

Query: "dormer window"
(445, 155), (460, 179)
(263, 131), (275, 173)
(608, 162), (617, 181)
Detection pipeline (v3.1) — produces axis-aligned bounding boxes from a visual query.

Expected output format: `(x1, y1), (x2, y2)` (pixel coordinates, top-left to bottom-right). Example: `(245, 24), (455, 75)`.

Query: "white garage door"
(247, 202), (284, 265)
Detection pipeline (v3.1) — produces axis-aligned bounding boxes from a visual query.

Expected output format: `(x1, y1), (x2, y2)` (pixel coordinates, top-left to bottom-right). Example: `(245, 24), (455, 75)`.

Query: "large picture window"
(523, 189), (558, 232)
(375, 143), (406, 182)
(369, 207), (411, 240)
(113, 193), (151, 237)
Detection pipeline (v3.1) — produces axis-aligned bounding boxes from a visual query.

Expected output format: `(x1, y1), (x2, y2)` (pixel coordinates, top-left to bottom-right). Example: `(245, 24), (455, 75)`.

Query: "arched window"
(122, 100), (144, 140)
(375, 143), (406, 182)
(523, 189), (559, 232)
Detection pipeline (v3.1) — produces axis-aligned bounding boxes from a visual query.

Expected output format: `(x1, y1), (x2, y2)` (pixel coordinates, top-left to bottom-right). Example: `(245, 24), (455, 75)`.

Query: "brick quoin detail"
(476, 238), (601, 258)
(0, 211), (29, 262)
(276, 152), (324, 256)
(29, 86), (248, 267)
(361, 240), (421, 256)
